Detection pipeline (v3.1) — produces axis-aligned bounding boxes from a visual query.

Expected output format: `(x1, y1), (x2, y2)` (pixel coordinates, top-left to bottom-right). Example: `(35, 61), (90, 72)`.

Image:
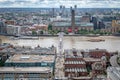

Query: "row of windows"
(0, 74), (50, 78)
(0, 78), (49, 80)
(5, 63), (54, 67)
(53, 27), (93, 31)
(0, 73), (49, 75)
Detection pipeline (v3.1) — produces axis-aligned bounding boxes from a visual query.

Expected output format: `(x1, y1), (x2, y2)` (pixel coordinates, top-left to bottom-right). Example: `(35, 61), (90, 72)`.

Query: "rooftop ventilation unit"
(20, 56), (30, 60)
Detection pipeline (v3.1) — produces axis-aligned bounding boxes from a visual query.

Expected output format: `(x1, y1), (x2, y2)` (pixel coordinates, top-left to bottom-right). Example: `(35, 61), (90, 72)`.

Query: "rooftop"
(92, 62), (104, 70)
(52, 21), (71, 27)
(65, 68), (87, 72)
(50, 16), (71, 22)
(6, 54), (55, 63)
(64, 49), (83, 58)
(72, 77), (91, 79)
(84, 58), (101, 62)
(89, 48), (107, 52)
(76, 22), (93, 27)
(65, 61), (86, 64)
(0, 67), (52, 73)
(0, 46), (56, 55)
(0, 43), (12, 49)
(52, 21), (93, 27)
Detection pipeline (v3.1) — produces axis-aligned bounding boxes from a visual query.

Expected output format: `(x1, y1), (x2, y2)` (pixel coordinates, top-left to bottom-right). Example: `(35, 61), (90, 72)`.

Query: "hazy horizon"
(0, 0), (120, 8)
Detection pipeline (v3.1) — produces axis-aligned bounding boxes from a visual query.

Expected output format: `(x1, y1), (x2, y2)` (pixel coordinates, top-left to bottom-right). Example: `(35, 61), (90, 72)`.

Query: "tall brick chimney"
(71, 9), (75, 33)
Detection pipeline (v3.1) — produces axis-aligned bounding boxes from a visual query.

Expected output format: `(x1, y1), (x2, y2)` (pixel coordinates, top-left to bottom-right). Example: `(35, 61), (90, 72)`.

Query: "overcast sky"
(0, 0), (120, 8)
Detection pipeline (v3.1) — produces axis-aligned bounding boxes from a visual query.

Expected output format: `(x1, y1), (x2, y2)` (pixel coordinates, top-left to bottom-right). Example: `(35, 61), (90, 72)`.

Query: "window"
(41, 62), (47, 66)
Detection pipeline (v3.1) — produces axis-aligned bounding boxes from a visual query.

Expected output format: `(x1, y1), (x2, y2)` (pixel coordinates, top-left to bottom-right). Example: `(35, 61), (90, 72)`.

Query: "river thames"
(0, 35), (120, 52)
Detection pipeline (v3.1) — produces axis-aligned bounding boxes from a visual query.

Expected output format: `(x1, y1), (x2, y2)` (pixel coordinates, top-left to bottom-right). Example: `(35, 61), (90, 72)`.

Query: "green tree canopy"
(32, 30), (37, 35)
(48, 24), (52, 30)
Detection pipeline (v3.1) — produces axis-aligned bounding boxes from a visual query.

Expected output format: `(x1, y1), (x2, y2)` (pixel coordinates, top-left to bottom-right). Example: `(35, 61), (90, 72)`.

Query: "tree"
(118, 30), (120, 33)
(40, 31), (43, 34)
(48, 24), (52, 30)
(0, 60), (4, 66)
(32, 30), (37, 35)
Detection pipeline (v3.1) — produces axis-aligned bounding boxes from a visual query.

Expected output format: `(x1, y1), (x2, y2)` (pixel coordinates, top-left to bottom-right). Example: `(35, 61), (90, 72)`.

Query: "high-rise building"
(98, 21), (105, 29)
(59, 5), (66, 17)
(52, 8), (55, 17)
(74, 5), (77, 9)
(60, 5), (62, 10)
(0, 21), (7, 34)
(70, 6), (72, 12)
(112, 20), (120, 33)
(74, 5), (77, 15)
(6, 25), (21, 36)
(91, 17), (98, 30)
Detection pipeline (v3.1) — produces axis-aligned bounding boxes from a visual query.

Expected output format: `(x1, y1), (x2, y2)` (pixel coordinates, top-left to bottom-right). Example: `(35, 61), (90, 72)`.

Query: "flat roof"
(89, 49), (107, 52)
(52, 22), (93, 27)
(0, 46), (55, 55)
(65, 68), (87, 72)
(6, 54), (55, 63)
(52, 22), (71, 27)
(72, 77), (91, 79)
(84, 58), (101, 62)
(64, 49), (82, 58)
(0, 67), (52, 73)
(76, 22), (94, 27)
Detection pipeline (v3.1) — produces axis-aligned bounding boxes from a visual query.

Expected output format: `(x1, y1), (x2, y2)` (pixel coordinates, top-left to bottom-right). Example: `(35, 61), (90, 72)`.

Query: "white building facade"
(7, 25), (21, 36)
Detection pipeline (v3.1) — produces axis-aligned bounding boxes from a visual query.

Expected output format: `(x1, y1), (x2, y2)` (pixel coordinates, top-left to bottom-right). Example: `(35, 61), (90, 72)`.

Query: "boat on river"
(87, 39), (105, 42)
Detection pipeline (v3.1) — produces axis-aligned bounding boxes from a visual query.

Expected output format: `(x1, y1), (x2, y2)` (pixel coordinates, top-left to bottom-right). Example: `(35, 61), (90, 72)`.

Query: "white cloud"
(0, 0), (15, 2)
(0, 0), (120, 8)
(0, 0), (6, 1)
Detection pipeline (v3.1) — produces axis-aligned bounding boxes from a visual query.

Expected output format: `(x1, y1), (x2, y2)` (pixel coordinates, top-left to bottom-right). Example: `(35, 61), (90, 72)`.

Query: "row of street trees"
(48, 24), (112, 35)
(30, 24), (113, 35)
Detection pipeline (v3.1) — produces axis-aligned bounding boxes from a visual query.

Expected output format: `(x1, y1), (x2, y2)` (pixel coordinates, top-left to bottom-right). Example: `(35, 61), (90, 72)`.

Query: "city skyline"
(0, 1), (120, 79)
(0, 0), (120, 8)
